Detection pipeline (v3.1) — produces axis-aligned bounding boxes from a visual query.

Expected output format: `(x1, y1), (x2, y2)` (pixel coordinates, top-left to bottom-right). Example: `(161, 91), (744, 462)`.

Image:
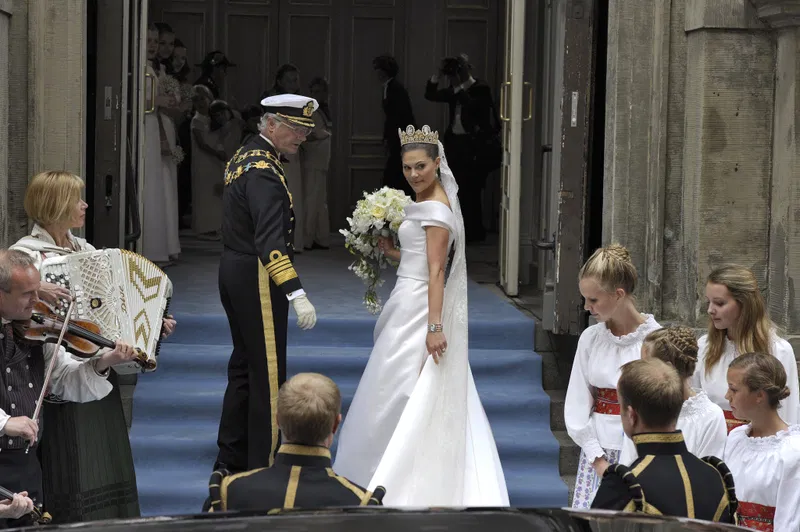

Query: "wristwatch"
(428, 323), (443, 333)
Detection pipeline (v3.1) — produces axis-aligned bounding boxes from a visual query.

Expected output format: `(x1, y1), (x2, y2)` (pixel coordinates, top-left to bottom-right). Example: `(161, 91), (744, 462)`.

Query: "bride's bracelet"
(427, 323), (443, 333)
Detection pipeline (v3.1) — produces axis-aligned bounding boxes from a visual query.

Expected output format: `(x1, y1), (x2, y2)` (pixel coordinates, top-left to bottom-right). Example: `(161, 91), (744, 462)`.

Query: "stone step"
(546, 389), (566, 432)
(563, 474), (576, 507)
(553, 430), (580, 478)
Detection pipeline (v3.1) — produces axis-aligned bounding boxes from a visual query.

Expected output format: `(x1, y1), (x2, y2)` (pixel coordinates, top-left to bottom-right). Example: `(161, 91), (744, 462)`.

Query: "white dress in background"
(619, 391), (727, 466)
(300, 109), (331, 247)
(564, 315), (661, 508)
(724, 424), (800, 531)
(333, 197), (508, 507)
(142, 64), (181, 263)
(190, 112), (224, 235)
(693, 333), (800, 429)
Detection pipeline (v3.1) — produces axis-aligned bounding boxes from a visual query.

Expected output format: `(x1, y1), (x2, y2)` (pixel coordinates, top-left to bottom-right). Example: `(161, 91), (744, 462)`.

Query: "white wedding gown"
(333, 197), (509, 507)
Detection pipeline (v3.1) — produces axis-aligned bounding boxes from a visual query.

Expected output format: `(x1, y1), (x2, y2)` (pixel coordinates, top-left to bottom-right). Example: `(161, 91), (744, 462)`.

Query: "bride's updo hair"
(401, 142), (439, 160)
(728, 352), (791, 409)
(578, 243), (637, 295)
(642, 326), (698, 380)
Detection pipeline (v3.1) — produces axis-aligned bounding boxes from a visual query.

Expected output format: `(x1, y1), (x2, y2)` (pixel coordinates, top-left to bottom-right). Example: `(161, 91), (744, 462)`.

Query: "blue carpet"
(130, 236), (567, 515)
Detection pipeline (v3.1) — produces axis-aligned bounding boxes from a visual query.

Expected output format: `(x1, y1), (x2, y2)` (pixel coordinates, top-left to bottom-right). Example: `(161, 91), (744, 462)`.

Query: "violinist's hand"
(426, 331), (447, 365)
(96, 341), (137, 372)
(4, 416), (39, 445)
(37, 281), (71, 306)
(0, 491), (34, 519)
(161, 316), (176, 339)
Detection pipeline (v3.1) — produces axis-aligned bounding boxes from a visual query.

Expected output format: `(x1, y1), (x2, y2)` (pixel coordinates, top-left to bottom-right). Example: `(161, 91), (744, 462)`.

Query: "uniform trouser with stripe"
(216, 249), (288, 473)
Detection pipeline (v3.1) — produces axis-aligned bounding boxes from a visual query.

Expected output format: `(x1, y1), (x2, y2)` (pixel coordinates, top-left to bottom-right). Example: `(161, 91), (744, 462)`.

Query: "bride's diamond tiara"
(398, 125), (439, 146)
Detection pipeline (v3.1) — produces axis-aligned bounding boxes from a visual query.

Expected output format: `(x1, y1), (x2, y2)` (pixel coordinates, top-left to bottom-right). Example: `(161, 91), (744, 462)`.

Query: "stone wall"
(604, 0), (800, 354)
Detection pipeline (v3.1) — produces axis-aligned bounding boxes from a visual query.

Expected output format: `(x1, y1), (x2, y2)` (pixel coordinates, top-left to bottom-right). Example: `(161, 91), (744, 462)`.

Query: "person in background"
(240, 104), (264, 145)
(194, 51), (235, 100)
(372, 55), (415, 197)
(300, 77), (332, 250)
(155, 22), (175, 65)
(263, 64), (305, 253)
(171, 38), (195, 229)
(190, 87), (226, 240)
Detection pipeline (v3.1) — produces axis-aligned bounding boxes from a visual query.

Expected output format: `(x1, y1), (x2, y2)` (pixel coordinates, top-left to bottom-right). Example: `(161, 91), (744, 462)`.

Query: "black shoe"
(311, 242), (329, 250)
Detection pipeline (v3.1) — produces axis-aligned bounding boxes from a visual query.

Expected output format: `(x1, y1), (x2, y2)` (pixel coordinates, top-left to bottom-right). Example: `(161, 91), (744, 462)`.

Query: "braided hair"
(578, 243), (637, 295)
(643, 326), (699, 380)
(729, 352), (791, 408)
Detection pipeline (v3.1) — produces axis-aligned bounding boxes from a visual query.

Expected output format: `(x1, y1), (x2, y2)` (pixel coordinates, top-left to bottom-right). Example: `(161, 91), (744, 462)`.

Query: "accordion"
(40, 249), (173, 374)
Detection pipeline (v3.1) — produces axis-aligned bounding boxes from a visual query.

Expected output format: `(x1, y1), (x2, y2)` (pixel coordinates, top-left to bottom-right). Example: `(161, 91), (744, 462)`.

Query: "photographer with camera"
(425, 54), (500, 243)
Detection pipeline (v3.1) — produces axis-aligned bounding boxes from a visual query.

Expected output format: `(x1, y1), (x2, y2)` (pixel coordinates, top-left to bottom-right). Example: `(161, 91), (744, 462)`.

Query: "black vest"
(0, 325), (45, 450)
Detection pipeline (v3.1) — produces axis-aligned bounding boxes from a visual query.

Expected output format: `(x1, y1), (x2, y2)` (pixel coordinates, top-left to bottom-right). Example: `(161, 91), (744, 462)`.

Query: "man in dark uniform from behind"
(215, 94), (319, 476)
(208, 373), (385, 512)
(592, 358), (738, 523)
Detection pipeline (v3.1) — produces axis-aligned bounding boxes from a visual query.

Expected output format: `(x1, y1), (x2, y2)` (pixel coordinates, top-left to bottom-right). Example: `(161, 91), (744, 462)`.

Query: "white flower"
(340, 186), (413, 313)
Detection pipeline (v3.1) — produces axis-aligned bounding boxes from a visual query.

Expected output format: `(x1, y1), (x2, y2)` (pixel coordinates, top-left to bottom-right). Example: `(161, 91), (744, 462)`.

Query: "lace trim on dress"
(738, 424), (800, 450)
(681, 391), (713, 418)
(595, 314), (658, 347)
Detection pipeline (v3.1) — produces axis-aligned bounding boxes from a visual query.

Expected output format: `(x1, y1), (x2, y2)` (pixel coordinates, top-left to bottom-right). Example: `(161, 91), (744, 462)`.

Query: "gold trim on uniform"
(325, 467), (370, 504)
(284, 466), (302, 508)
(265, 250), (299, 286)
(674, 455), (695, 518)
(257, 264), (281, 468)
(223, 149), (293, 208)
(278, 444), (331, 458)
(276, 113), (315, 128)
(220, 468), (266, 511)
(632, 432), (685, 445)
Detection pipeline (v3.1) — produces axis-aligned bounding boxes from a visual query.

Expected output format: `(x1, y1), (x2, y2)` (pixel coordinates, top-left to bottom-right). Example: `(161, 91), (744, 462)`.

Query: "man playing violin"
(0, 249), (138, 528)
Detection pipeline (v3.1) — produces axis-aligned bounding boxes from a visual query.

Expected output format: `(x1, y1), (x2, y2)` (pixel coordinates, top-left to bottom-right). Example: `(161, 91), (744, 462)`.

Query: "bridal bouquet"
(340, 187), (412, 314)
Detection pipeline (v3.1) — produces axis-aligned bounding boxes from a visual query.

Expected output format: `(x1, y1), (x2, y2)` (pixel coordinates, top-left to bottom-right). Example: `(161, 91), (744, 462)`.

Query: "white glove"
(292, 295), (317, 330)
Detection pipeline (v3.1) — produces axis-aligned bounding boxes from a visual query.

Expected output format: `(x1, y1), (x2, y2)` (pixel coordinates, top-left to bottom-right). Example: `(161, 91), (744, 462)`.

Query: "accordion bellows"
(40, 249), (173, 374)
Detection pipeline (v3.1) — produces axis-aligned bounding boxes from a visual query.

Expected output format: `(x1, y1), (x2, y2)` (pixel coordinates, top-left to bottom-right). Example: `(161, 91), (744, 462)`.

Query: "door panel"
(540, 0), (597, 335)
(498, 0), (525, 296)
(222, 2), (277, 107)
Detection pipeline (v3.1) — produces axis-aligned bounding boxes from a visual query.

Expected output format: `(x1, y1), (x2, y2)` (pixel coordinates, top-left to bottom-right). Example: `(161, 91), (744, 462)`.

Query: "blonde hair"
(578, 243), (637, 295)
(643, 326), (698, 380)
(277, 373), (341, 445)
(24, 171), (85, 226)
(729, 352), (790, 409)
(704, 265), (772, 376)
(617, 358), (684, 427)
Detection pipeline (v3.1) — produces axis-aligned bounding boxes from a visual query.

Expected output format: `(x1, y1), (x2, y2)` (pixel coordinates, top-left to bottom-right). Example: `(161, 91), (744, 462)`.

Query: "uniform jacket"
(208, 444), (385, 512)
(221, 135), (303, 296)
(591, 431), (737, 524)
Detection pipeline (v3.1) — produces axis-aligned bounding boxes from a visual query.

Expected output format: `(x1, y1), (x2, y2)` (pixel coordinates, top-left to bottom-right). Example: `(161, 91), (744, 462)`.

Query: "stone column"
(603, 0), (683, 316)
(27, 0), (86, 178)
(752, 1), (800, 351)
(680, 0), (774, 326)
(0, 1), (11, 247)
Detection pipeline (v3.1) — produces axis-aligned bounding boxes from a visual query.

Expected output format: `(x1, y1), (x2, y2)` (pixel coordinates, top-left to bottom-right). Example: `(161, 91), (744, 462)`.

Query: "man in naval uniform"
(208, 373), (385, 512)
(0, 250), (137, 527)
(591, 358), (737, 523)
(215, 94), (319, 475)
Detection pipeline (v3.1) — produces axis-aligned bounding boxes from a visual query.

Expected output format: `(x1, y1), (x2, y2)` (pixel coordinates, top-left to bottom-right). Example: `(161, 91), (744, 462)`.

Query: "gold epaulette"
(701, 456), (739, 523)
(223, 149), (292, 207)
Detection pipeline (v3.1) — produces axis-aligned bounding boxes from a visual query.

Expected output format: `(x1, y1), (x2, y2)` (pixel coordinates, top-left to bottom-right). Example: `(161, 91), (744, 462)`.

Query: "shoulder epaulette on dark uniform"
(604, 463), (648, 513)
(207, 469), (230, 513)
(701, 456), (739, 525)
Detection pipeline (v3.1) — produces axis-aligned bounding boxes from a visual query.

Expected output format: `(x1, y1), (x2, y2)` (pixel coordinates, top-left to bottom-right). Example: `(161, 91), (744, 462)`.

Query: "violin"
(0, 484), (52, 525)
(20, 301), (155, 371)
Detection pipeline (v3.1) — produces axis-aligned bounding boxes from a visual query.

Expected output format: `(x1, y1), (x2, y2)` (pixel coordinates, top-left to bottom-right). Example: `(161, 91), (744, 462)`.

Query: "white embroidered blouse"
(724, 424), (800, 531)
(692, 333), (799, 425)
(565, 314), (661, 460)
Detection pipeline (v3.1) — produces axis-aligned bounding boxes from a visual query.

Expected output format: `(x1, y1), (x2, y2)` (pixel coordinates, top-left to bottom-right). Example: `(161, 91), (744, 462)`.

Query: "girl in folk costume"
(723, 352), (800, 531)
(692, 265), (799, 433)
(619, 326), (727, 465)
(565, 244), (661, 508)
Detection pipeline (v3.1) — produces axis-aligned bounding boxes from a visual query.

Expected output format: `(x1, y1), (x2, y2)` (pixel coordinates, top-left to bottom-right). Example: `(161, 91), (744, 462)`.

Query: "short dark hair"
(373, 55), (399, 78)
(618, 358), (683, 428)
(401, 142), (438, 160)
(0, 250), (36, 293)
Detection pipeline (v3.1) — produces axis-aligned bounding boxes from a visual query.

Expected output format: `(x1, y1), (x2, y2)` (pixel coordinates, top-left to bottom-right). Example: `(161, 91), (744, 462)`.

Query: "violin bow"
(25, 301), (75, 454)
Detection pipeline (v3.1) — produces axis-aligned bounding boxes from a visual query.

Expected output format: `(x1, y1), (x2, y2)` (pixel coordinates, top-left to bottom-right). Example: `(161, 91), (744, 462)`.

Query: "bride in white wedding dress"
(333, 125), (509, 507)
